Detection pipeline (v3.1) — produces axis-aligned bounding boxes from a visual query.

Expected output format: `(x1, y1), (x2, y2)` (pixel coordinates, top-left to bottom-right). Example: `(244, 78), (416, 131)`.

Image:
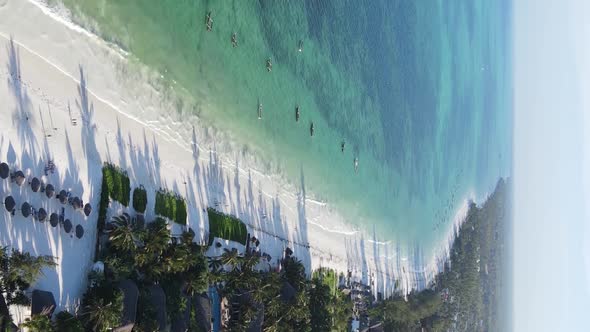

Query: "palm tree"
(81, 292), (122, 332)
(142, 218), (170, 256)
(242, 252), (261, 271)
(20, 314), (54, 332)
(3, 249), (56, 285)
(281, 257), (306, 291)
(108, 214), (138, 253)
(208, 257), (223, 273)
(220, 248), (241, 269)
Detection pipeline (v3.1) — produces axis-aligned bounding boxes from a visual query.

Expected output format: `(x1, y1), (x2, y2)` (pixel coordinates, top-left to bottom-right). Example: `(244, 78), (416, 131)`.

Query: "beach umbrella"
(21, 202), (31, 217)
(49, 213), (58, 227)
(45, 184), (55, 198)
(58, 190), (67, 204)
(14, 171), (25, 186)
(83, 203), (92, 217)
(4, 196), (15, 212)
(0, 163), (9, 179)
(63, 219), (72, 233)
(31, 177), (41, 192)
(72, 197), (81, 209)
(75, 224), (84, 239)
(37, 208), (47, 222)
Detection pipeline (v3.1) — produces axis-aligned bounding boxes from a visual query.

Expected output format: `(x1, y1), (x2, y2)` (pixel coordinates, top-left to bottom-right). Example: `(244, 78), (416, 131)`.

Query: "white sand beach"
(0, 0), (472, 320)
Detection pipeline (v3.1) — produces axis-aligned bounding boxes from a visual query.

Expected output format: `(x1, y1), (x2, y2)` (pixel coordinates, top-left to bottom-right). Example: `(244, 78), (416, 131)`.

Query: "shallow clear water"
(57, 0), (512, 257)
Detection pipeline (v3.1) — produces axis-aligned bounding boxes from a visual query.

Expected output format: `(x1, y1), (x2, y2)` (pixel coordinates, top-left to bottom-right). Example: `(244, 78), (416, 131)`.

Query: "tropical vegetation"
(0, 247), (56, 331)
(207, 208), (248, 245)
(155, 189), (187, 225)
(370, 179), (510, 331)
(0, 247), (56, 306)
(93, 213), (208, 330)
(80, 281), (123, 332)
(20, 314), (54, 332)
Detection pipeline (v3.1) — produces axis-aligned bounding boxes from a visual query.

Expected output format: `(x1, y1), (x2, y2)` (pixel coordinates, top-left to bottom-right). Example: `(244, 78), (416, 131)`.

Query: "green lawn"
(312, 268), (338, 296)
(155, 190), (187, 225)
(207, 208), (247, 245)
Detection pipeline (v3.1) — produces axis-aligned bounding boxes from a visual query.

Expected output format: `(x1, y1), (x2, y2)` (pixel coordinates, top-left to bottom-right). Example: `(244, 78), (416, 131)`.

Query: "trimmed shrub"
(97, 163), (130, 235)
(132, 186), (148, 213)
(155, 190), (187, 225)
(102, 163), (130, 206)
(207, 208), (247, 245)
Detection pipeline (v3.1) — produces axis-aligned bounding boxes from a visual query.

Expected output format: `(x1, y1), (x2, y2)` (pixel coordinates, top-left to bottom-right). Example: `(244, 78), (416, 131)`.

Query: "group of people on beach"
(205, 11), (360, 173)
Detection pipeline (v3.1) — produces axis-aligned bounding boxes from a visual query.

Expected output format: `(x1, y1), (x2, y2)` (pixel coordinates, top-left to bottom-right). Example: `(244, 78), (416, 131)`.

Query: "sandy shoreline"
(0, 0), (475, 318)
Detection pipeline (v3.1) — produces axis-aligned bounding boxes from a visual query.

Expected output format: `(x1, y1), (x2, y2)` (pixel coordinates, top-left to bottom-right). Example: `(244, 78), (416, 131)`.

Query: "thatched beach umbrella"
(63, 219), (72, 233)
(4, 196), (15, 212)
(0, 163), (9, 179)
(58, 190), (67, 204)
(84, 203), (92, 217)
(45, 184), (55, 198)
(21, 202), (31, 217)
(75, 224), (84, 239)
(37, 208), (47, 222)
(72, 197), (81, 210)
(49, 213), (58, 227)
(31, 177), (41, 192)
(14, 171), (25, 186)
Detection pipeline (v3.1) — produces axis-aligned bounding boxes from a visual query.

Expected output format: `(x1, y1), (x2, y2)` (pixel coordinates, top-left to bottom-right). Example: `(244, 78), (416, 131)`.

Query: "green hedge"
(155, 190), (187, 225)
(133, 186), (148, 213)
(102, 163), (130, 206)
(207, 208), (247, 245)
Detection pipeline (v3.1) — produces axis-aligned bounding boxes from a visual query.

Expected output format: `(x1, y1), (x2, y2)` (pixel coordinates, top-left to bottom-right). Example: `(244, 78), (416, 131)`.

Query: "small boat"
(258, 103), (263, 120)
(310, 122), (314, 136)
(266, 58), (272, 72)
(231, 32), (238, 47)
(205, 12), (213, 31)
(341, 141), (345, 153)
(298, 40), (303, 52)
(354, 158), (359, 173)
(295, 106), (300, 122)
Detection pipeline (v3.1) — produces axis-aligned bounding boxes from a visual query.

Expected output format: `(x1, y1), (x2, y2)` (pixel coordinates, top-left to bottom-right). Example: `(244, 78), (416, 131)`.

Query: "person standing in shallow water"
(295, 105), (300, 122)
(310, 122), (314, 136)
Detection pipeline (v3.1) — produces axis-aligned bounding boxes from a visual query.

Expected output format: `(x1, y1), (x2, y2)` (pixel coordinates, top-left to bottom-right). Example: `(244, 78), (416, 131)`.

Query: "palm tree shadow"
(6, 37), (37, 160)
(75, 66), (101, 192)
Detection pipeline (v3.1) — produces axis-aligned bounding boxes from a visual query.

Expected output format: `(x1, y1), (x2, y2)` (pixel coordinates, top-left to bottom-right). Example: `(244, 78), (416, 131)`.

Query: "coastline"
(0, 0), (493, 318)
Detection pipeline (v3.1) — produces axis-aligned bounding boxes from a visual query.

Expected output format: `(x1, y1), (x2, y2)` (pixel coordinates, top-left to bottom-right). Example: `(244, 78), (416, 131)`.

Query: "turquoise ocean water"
(56, 0), (512, 258)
